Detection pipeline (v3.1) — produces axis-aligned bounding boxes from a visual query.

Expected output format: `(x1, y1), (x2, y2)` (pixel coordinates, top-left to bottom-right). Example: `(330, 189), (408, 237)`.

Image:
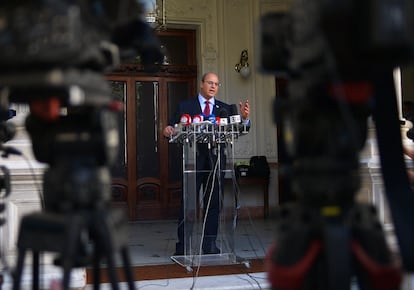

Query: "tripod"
(12, 108), (136, 290)
(13, 200), (135, 290)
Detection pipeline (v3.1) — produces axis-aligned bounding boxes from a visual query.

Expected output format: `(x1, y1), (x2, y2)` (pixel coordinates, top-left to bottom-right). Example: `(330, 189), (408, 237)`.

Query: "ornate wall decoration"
(229, 0), (248, 7)
(168, 0), (211, 19)
(203, 44), (218, 64)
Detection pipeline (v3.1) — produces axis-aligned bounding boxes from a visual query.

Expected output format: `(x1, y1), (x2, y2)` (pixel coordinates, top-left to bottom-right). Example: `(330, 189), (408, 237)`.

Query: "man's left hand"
(239, 100), (250, 120)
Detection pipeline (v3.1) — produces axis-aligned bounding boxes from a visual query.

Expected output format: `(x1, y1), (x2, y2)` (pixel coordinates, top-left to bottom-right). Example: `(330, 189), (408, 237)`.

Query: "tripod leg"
(121, 246), (136, 290)
(32, 252), (39, 290)
(91, 206), (136, 290)
(13, 248), (26, 290)
(62, 264), (72, 290)
(351, 204), (402, 290)
(94, 214), (120, 290)
(322, 221), (352, 290)
(93, 252), (101, 290)
(61, 218), (81, 290)
(102, 242), (120, 290)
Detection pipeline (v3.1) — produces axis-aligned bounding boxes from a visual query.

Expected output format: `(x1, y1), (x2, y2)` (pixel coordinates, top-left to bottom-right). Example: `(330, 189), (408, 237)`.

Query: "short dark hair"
(201, 73), (208, 82)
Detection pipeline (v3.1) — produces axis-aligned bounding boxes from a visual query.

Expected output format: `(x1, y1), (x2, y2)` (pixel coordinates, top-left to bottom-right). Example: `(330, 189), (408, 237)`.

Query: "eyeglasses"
(204, 80), (221, 87)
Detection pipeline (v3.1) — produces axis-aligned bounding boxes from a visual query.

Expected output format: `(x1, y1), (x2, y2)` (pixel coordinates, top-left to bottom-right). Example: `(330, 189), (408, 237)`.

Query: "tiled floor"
(108, 218), (414, 290)
(90, 217), (275, 290)
(5, 217), (414, 290)
(124, 218), (275, 267)
(88, 272), (270, 290)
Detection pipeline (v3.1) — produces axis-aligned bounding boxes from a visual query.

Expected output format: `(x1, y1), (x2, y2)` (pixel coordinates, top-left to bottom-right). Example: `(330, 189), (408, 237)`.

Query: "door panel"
(108, 80), (128, 214)
(135, 80), (162, 218)
(164, 79), (195, 214)
(136, 81), (160, 180)
(167, 81), (191, 184)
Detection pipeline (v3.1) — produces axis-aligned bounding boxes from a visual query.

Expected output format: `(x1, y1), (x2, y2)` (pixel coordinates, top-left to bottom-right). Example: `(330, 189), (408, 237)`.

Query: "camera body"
(0, 0), (163, 211)
(0, 0), (162, 104)
(256, 1), (414, 205)
(0, 0), (163, 161)
(260, 1), (414, 287)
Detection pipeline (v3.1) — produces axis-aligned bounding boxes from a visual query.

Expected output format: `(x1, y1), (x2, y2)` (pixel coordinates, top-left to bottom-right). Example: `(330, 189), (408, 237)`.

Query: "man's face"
(200, 73), (220, 99)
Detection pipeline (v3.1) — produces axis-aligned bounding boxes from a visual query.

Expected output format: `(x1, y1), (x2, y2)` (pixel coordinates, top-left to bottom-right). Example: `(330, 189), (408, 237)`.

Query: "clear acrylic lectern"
(169, 120), (249, 270)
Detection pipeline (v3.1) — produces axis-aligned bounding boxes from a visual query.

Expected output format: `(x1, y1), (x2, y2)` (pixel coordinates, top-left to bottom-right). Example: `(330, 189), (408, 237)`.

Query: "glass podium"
(169, 121), (249, 270)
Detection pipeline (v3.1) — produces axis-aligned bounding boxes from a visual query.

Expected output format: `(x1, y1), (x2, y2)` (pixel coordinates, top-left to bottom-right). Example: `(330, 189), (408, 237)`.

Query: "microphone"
(192, 114), (204, 123)
(230, 104), (238, 115)
(218, 108), (229, 125)
(229, 104), (241, 124)
(179, 114), (192, 125)
(218, 108), (228, 118)
(206, 114), (216, 124)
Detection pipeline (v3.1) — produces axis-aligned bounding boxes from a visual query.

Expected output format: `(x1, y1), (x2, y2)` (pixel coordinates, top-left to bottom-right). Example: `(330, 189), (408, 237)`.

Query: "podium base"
(170, 253), (250, 271)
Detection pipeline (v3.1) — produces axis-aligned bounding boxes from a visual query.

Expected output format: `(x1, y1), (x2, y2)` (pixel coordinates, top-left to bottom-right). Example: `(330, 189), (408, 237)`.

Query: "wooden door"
(107, 28), (197, 220)
(107, 75), (196, 220)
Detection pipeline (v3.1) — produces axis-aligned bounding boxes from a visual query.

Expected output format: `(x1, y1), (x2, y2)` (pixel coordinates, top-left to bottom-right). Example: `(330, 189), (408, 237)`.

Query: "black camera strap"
(372, 70), (414, 271)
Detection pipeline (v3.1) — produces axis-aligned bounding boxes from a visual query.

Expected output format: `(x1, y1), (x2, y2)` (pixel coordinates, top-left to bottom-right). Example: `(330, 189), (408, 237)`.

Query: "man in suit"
(163, 72), (250, 255)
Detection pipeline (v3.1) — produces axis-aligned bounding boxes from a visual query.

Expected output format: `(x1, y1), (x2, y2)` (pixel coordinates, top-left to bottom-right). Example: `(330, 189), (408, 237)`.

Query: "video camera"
(0, 1), (164, 288)
(258, 1), (414, 289)
(0, 0), (163, 210)
(0, 0), (164, 183)
(257, 0), (414, 213)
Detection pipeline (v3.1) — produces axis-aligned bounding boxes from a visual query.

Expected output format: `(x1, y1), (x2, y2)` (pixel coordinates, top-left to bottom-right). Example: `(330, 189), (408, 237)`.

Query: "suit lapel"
(213, 100), (223, 115)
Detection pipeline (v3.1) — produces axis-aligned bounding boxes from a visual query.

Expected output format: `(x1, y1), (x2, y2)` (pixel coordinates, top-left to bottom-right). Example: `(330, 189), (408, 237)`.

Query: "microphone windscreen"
(207, 114), (216, 123)
(230, 104), (238, 115)
(219, 108), (228, 118)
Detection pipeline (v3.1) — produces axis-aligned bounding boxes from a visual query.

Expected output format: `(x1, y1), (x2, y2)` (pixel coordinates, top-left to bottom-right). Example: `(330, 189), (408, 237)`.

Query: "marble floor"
(5, 216), (414, 290)
(1, 217), (274, 290)
(102, 218), (414, 290)
(89, 217), (275, 290)
(87, 217), (414, 290)
(87, 272), (270, 290)
(123, 218), (275, 267)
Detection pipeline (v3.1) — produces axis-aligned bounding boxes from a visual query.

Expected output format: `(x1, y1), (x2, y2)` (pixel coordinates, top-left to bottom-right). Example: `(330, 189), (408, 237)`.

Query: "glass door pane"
(108, 80), (128, 204)
(109, 81), (127, 177)
(136, 81), (160, 179)
(167, 81), (192, 184)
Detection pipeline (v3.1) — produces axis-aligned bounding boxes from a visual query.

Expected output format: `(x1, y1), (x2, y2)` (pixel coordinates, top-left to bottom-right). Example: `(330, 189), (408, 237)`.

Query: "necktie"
(204, 100), (210, 116)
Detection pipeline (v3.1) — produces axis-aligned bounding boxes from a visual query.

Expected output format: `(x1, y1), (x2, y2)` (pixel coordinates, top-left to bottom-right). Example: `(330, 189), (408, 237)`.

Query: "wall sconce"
(234, 49), (251, 78)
